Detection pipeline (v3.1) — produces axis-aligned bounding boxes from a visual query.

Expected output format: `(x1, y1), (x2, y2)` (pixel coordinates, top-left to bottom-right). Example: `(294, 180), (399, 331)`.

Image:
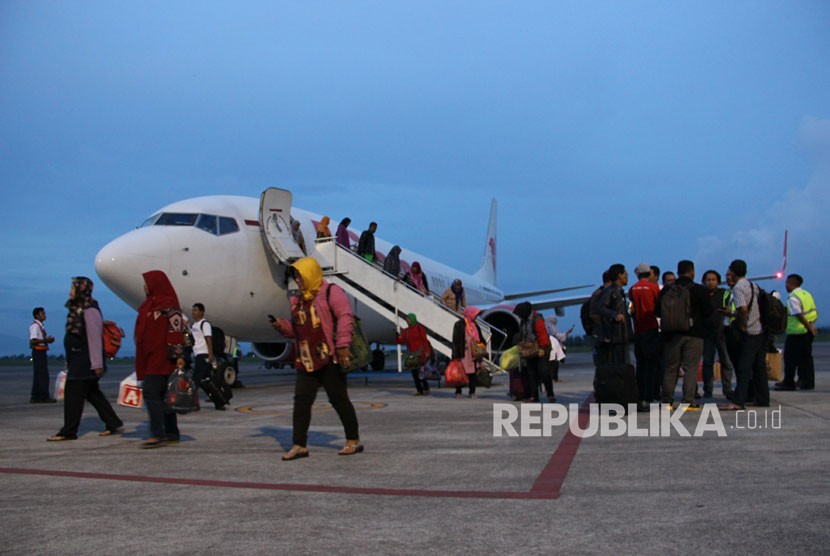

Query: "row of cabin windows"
(140, 213), (240, 236)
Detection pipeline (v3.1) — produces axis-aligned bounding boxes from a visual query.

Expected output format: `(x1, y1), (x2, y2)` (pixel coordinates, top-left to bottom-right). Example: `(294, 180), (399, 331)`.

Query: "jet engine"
(478, 306), (522, 351)
(251, 341), (293, 364)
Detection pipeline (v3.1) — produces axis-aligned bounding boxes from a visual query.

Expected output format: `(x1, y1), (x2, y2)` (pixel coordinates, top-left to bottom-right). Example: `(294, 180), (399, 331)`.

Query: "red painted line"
(244, 219), (260, 227)
(529, 394), (593, 498)
(0, 395), (592, 500)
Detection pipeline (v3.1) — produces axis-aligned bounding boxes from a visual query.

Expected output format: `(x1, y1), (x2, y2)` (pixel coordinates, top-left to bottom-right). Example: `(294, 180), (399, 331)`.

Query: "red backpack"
(102, 320), (125, 358)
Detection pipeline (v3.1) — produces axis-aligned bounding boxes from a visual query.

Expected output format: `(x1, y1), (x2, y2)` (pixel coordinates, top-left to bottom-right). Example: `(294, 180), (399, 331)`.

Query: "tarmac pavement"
(1, 345), (828, 555)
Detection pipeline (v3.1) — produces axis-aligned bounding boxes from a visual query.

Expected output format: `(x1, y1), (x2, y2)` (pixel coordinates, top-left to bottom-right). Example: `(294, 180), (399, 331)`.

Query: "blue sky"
(1, 1), (828, 355)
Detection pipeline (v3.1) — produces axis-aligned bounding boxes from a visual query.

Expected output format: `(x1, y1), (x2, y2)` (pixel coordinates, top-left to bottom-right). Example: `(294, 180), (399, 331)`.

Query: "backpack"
(102, 320), (125, 358)
(201, 322), (226, 356)
(660, 282), (692, 333)
(580, 299), (594, 336)
(755, 285), (788, 335)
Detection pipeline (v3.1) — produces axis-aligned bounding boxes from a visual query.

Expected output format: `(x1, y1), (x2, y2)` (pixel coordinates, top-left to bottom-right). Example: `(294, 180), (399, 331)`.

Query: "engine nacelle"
(478, 306), (521, 351)
(251, 341), (293, 362)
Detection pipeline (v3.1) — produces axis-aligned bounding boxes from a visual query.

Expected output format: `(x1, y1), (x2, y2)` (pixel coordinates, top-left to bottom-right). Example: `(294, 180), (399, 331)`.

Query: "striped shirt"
(732, 278), (762, 335)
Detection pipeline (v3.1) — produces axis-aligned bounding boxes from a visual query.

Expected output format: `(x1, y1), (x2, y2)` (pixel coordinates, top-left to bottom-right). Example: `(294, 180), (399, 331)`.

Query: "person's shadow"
(253, 426), (342, 452)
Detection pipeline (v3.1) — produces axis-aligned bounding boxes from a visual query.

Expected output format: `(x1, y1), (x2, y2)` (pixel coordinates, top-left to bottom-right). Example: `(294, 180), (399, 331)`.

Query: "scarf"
(464, 306), (482, 342)
(317, 216), (332, 238)
(451, 281), (464, 307)
(409, 262), (425, 291)
(135, 270), (181, 342)
(291, 257), (324, 301)
(65, 276), (100, 335)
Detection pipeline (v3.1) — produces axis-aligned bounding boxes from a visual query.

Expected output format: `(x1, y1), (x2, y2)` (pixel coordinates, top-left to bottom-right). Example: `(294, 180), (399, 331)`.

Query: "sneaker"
(773, 383), (795, 391)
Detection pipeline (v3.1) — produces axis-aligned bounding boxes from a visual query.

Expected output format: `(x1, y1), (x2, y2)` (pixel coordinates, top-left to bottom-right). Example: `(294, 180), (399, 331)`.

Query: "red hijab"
(135, 270), (181, 341)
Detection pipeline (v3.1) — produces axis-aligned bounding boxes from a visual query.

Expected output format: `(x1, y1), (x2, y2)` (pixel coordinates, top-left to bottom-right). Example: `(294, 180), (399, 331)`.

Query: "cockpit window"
(219, 217), (240, 235)
(196, 214), (218, 235)
(149, 212), (239, 236)
(140, 214), (159, 227)
(155, 213), (198, 226)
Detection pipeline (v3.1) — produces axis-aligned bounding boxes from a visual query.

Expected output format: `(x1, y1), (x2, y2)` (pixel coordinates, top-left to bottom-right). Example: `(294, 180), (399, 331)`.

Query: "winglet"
(473, 199), (497, 286)
(776, 229), (788, 279)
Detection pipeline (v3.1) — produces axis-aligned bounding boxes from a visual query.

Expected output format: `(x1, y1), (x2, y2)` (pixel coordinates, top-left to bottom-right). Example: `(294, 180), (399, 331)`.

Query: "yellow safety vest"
(787, 288), (818, 335)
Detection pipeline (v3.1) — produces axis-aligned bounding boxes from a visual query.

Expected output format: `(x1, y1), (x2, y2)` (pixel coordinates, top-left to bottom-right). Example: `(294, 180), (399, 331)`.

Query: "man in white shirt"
(191, 303), (221, 409)
(724, 259), (769, 410)
(29, 307), (56, 403)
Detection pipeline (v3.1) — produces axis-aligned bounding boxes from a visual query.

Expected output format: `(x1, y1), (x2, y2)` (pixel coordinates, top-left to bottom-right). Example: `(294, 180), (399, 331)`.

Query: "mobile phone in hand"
(268, 315), (276, 323)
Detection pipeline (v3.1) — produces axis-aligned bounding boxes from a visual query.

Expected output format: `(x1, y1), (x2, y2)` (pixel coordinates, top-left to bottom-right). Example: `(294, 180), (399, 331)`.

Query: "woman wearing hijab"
(335, 217), (352, 249)
(451, 306), (484, 398)
(403, 261), (430, 295)
(271, 257), (362, 461)
(513, 302), (552, 403)
(383, 245), (402, 278)
(395, 313), (433, 395)
(316, 216), (332, 239)
(134, 270), (187, 449)
(441, 279), (467, 312)
(47, 277), (123, 441)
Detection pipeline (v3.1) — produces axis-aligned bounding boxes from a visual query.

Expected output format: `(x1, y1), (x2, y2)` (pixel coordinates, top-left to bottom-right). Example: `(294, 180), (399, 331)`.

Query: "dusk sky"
(1, 1), (828, 355)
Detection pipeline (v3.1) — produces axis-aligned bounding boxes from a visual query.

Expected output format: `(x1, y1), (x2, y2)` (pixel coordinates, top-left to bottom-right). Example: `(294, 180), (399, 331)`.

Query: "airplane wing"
(503, 284), (593, 300)
(528, 294), (593, 312)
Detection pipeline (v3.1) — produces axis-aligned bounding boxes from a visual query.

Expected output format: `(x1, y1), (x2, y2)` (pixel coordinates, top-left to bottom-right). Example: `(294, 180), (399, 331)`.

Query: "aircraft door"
(259, 188), (306, 263)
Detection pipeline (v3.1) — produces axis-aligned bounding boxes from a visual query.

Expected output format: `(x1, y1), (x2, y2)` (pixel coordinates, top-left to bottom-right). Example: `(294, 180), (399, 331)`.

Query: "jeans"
(634, 329), (661, 403)
(702, 327), (735, 396)
(142, 374), (180, 440)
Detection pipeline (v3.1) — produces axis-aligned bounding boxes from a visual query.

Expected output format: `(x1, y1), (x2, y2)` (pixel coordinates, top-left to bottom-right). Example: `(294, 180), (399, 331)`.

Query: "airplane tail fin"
(473, 199), (497, 286)
(777, 229), (788, 279)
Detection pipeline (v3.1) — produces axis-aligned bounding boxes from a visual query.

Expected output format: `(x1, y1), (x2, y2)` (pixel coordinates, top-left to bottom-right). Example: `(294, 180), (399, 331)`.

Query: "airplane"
(94, 189), (591, 366)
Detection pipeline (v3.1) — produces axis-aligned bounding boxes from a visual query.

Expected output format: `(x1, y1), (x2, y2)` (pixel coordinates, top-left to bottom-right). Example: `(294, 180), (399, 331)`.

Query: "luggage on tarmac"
(593, 363), (638, 406)
(200, 365), (233, 408)
(509, 368), (531, 401)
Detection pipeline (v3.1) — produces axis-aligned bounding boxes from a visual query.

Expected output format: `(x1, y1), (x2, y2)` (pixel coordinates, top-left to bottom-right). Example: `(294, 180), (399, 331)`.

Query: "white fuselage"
(95, 195), (504, 345)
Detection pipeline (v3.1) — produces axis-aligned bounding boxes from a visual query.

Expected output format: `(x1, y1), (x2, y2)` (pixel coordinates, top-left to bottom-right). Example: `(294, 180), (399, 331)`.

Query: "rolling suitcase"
(509, 368), (531, 401)
(593, 363), (638, 407)
(200, 367), (233, 409)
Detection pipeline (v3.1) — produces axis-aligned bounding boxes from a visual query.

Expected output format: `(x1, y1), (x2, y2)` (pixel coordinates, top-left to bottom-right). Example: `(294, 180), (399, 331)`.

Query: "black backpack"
(580, 299), (594, 336)
(755, 286), (788, 335)
(201, 322), (226, 356)
(660, 282), (692, 332)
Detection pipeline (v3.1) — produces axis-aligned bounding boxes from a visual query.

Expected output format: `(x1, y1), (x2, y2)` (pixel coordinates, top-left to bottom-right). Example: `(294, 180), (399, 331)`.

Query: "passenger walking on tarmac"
(775, 273), (819, 391)
(403, 261), (430, 294)
(316, 215), (332, 239)
(656, 260), (712, 409)
(544, 315), (572, 383)
(395, 313), (434, 396)
(452, 306), (484, 398)
(191, 303), (223, 410)
(441, 279), (466, 312)
(271, 257), (362, 460)
(335, 217), (352, 249)
(701, 270), (735, 399)
(29, 307), (56, 403)
(357, 222), (377, 262)
(598, 264), (632, 365)
(513, 301), (551, 402)
(722, 260), (770, 411)
(134, 270), (187, 449)
(47, 277), (123, 441)
(383, 245), (402, 278)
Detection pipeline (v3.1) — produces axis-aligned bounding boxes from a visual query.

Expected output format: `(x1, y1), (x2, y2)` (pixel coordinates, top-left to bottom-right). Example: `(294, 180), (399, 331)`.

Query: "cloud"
(694, 117), (829, 321)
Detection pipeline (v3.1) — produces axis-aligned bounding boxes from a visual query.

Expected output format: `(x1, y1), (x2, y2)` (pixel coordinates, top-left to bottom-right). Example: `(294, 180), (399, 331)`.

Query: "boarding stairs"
(259, 187), (500, 363)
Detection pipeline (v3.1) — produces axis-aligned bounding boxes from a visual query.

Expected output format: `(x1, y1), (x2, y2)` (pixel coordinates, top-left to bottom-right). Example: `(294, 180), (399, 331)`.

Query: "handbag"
(444, 359), (469, 388)
(476, 367), (493, 388)
(518, 340), (539, 358)
(54, 370), (67, 401)
(404, 350), (423, 370)
(165, 367), (200, 414)
(326, 285), (373, 373)
(470, 340), (487, 361)
(499, 345), (520, 370)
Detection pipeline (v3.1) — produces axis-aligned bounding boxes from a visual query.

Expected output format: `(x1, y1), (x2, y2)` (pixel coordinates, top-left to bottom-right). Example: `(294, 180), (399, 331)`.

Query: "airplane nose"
(95, 229), (172, 309)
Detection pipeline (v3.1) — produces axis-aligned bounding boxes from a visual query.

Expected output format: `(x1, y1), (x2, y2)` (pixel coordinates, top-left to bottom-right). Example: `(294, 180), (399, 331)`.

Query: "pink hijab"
(464, 306), (482, 342)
